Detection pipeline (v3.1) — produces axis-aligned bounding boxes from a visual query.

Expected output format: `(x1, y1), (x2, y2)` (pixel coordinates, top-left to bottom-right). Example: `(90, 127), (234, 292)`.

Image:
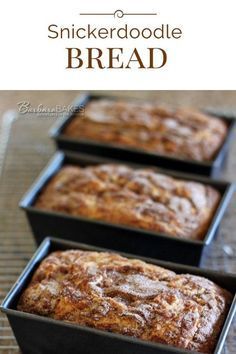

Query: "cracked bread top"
(64, 99), (227, 161)
(35, 164), (220, 240)
(18, 250), (232, 353)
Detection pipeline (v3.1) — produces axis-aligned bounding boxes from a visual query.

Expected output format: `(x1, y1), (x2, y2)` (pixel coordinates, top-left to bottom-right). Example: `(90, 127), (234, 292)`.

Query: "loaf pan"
(19, 151), (235, 266)
(50, 93), (236, 177)
(1, 237), (236, 354)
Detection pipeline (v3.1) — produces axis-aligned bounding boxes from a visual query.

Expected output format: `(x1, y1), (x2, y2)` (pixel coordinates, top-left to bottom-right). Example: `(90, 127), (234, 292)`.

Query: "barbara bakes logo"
(17, 102), (85, 116)
(48, 9), (183, 70)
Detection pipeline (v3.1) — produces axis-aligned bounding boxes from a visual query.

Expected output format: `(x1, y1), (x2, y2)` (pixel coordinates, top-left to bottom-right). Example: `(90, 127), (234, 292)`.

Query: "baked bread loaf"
(64, 99), (227, 161)
(18, 250), (232, 353)
(35, 164), (220, 240)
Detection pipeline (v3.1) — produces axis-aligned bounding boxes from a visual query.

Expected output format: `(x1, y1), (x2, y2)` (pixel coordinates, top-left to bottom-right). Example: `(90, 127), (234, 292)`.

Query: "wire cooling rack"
(0, 114), (235, 353)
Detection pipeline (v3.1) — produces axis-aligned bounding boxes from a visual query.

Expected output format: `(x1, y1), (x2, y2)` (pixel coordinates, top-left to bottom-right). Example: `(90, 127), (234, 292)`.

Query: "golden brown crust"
(18, 250), (232, 353)
(64, 99), (227, 162)
(35, 164), (220, 240)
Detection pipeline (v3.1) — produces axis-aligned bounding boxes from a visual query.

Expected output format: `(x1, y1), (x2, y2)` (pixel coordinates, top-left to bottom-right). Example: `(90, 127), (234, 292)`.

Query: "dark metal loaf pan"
(19, 151), (235, 266)
(50, 93), (236, 177)
(1, 237), (236, 354)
